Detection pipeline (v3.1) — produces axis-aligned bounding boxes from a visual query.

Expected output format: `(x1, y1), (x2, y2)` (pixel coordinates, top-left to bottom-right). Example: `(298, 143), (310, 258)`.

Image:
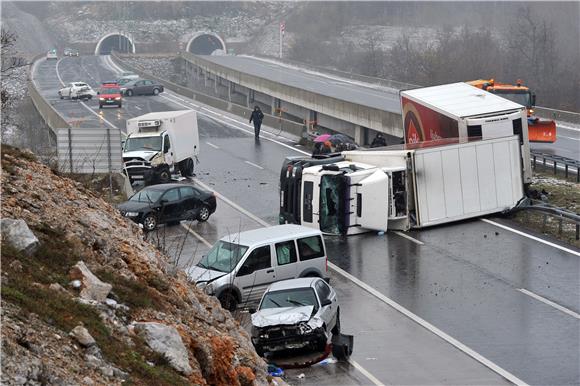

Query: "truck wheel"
(180, 158), (194, 177)
(126, 89), (133, 97)
(143, 214), (157, 231)
(197, 205), (211, 222)
(158, 168), (171, 183)
(153, 88), (160, 95)
(218, 292), (238, 312)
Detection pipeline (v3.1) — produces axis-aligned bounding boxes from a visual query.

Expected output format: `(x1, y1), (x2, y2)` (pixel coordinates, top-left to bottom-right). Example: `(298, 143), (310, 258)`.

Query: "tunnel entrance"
(186, 33), (226, 55)
(95, 33), (135, 55)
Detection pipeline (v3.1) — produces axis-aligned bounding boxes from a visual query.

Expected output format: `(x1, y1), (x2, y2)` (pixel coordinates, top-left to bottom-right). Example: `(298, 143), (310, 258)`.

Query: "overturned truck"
(280, 135), (525, 235)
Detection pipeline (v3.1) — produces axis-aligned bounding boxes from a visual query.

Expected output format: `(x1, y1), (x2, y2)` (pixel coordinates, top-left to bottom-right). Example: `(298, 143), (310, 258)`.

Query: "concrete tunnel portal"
(186, 32), (226, 55)
(95, 33), (135, 55)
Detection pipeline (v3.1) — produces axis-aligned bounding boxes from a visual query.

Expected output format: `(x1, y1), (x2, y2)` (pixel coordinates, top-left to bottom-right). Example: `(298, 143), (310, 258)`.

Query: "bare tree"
(1, 29), (30, 125)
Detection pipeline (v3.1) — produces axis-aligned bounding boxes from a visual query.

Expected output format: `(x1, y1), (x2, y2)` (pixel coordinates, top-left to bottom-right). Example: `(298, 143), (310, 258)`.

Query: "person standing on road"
(370, 132), (387, 148)
(249, 106), (264, 138)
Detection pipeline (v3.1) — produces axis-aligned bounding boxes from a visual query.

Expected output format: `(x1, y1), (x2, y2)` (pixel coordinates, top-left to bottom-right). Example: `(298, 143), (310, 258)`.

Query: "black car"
(117, 183), (216, 231)
(122, 79), (164, 96)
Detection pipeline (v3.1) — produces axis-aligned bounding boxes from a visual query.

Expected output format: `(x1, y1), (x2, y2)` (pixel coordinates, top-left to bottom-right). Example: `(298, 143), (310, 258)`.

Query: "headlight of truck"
(99, 97), (105, 100)
(115, 97), (121, 100)
(124, 211), (139, 217)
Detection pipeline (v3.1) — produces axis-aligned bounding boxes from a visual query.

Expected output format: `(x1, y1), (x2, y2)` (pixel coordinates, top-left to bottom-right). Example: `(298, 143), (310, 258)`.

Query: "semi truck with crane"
(467, 79), (557, 143)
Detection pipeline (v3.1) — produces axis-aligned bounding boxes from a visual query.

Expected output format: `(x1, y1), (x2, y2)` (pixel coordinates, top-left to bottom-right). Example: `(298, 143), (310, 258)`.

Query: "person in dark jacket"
(249, 106), (264, 138)
(370, 133), (387, 148)
(312, 142), (323, 156)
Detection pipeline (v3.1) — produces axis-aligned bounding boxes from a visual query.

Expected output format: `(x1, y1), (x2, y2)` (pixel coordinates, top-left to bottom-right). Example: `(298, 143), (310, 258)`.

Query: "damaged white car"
(250, 277), (340, 356)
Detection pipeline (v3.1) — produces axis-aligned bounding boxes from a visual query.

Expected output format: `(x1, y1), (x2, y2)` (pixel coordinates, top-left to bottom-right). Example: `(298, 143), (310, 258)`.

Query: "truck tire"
(158, 167), (171, 183)
(180, 158), (194, 177)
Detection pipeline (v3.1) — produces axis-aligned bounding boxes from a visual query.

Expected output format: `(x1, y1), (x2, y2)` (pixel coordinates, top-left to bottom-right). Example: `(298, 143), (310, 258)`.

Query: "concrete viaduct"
(180, 52), (406, 144)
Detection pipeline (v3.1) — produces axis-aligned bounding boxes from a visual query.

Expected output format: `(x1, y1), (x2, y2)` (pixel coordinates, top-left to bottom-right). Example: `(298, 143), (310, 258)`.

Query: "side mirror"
(249, 307), (256, 314)
(321, 298), (332, 307)
(531, 93), (536, 106)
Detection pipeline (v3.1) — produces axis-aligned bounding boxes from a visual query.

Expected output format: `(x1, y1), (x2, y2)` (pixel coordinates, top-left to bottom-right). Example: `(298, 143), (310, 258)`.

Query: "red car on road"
(98, 82), (122, 109)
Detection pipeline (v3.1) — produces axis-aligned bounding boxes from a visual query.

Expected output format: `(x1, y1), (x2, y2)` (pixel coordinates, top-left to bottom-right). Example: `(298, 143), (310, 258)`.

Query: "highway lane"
(37, 55), (580, 385)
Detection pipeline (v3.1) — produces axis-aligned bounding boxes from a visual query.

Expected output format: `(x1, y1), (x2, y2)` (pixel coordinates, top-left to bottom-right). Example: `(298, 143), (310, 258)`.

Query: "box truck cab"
(401, 82), (531, 184)
(123, 110), (199, 184)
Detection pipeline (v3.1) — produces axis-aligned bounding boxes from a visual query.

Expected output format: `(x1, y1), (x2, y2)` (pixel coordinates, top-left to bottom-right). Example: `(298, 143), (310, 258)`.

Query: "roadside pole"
(279, 21), (285, 58)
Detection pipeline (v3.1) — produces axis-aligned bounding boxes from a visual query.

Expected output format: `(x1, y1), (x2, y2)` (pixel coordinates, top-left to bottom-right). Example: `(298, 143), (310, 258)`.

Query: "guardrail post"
(68, 127), (73, 173)
(577, 168), (579, 183)
(576, 224), (579, 240)
(533, 155), (537, 170)
(558, 218), (563, 235)
(553, 161), (557, 175)
(565, 164), (569, 178)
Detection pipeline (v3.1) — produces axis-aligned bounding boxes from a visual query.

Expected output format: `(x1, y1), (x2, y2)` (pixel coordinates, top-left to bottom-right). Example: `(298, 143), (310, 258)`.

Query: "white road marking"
(556, 135), (579, 141)
(517, 288), (580, 320)
(134, 105), (142, 110)
(206, 142), (220, 149)
(393, 231), (424, 245)
(557, 124), (580, 133)
(193, 178), (528, 386)
(329, 264), (529, 386)
(481, 219), (580, 257)
(244, 160), (264, 170)
(348, 359), (385, 386)
(180, 223), (213, 248)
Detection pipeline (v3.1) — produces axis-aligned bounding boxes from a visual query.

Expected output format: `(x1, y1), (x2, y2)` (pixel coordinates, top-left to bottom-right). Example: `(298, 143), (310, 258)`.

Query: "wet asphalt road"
(34, 56), (580, 386)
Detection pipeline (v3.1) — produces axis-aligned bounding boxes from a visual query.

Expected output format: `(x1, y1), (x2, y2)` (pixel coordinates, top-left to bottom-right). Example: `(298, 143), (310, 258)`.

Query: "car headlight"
(196, 281), (214, 295)
(124, 211), (139, 217)
(99, 97), (105, 100)
(115, 97), (121, 100)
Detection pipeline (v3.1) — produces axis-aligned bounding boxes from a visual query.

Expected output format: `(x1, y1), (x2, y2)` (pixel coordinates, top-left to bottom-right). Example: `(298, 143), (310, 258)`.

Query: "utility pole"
(279, 21), (285, 59)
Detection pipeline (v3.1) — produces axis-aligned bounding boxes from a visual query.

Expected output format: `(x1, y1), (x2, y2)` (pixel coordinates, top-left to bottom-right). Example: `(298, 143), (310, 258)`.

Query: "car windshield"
(100, 87), (121, 94)
(197, 241), (248, 273)
(129, 189), (163, 203)
(260, 287), (319, 310)
(124, 136), (162, 152)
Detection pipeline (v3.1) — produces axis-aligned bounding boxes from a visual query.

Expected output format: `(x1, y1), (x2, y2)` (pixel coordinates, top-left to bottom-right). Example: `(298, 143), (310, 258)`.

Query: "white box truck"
(400, 82), (532, 183)
(123, 110), (199, 184)
(281, 136), (525, 235)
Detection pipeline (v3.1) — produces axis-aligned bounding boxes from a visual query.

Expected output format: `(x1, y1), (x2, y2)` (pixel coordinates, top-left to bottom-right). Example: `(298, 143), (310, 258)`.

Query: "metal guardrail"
(534, 107), (580, 125)
(516, 199), (580, 241)
(530, 150), (580, 182)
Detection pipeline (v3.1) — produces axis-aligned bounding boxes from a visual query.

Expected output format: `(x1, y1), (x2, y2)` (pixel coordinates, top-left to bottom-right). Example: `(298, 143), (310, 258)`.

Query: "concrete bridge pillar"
(228, 81), (233, 101)
(354, 125), (366, 146)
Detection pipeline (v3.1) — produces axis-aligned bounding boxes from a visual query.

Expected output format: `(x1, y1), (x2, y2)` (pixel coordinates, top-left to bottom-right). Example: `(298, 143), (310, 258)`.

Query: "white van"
(187, 225), (329, 311)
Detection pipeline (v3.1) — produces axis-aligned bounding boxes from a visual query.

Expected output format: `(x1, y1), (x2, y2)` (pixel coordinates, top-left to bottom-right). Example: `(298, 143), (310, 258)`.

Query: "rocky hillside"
(1, 145), (268, 385)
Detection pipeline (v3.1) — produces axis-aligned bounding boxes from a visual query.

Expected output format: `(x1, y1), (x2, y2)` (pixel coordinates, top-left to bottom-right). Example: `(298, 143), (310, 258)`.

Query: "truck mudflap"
(265, 333), (354, 369)
(528, 118), (557, 143)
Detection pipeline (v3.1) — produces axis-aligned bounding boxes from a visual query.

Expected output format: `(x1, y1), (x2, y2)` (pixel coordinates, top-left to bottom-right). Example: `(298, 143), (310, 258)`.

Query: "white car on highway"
(119, 72), (139, 80)
(58, 82), (97, 100)
(250, 277), (340, 356)
(46, 49), (58, 60)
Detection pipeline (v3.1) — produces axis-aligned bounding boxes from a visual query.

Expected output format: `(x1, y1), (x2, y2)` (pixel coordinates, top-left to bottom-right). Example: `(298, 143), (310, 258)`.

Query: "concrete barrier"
(27, 55), (71, 131)
(111, 53), (306, 138)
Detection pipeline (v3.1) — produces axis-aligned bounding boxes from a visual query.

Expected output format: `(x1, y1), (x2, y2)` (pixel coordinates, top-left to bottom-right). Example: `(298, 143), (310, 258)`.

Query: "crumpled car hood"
(251, 306), (323, 328)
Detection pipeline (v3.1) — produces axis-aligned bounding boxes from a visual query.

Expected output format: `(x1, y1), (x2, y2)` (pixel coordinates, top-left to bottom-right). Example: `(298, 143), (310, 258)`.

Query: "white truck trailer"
(281, 135), (524, 235)
(123, 110), (199, 184)
(400, 82), (531, 183)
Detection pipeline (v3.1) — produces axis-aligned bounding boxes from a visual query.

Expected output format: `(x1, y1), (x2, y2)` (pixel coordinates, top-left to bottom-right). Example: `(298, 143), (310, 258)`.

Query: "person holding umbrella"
(249, 106), (264, 138)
